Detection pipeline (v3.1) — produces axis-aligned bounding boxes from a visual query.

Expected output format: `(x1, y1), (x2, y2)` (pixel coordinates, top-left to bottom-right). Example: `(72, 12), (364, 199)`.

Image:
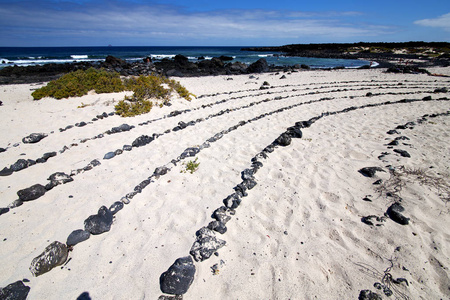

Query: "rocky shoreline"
(2, 42), (449, 85)
(0, 53), (376, 85)
(1, 54), (364, 85)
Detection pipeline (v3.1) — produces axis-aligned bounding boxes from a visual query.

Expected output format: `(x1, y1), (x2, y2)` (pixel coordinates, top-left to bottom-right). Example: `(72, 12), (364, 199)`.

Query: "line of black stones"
(0, 79), (442, 156)
(1, 92), (448, 220)
(0, 89), (343, 216)
(5, 83), (442, 217)
(0, 94), (448, 299)
(158, 96), (450, 297)
(357, 110), (450, 299)
(0, 82), (443, 177)
(196, 78), (446, 99)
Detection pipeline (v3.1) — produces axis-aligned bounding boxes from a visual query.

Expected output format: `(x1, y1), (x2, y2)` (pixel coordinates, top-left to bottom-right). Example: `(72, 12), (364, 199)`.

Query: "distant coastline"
(242, 41), (450, 68)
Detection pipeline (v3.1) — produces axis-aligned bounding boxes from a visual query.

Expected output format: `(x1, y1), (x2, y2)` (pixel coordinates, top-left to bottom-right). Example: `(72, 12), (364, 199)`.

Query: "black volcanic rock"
(393, 149), (411, 158)
(247, 58), (269, 73)
(10, 159), (30, 172)
(174, 54), (189, 64)
(274, 133), (292, 146)
(358, 290), (382, 300)
(109, 201), (124, 215)
(104, 55), (127, 66)
(132, 135), (154, 147)
(160, 256), (196, 295)
(22, 133), (47, 144)
(219, 55), (234, 61)
(387, 202), (410, 225)
(286, 126), (303, 138)
(208, 220), (227, 234)
(17, 184), (47, 201)
(84, 206), (113, 235)
(0, 280), (30, 300)
(0, 167), (13, 176)
(67, 229), (90, 246)
(29, 241), (68, 276)
(358, 167), (385, 178)
(190, 227), (226, 262)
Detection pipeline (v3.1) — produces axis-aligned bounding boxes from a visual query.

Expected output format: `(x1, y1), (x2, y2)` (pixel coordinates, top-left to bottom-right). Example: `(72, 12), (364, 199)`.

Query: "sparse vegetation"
(181, 157), (200, 174)
(375, 166), (450, 203)
(31, 68), (195, 117)
(356, 259), (410, 300)
(116, 74), (195, 117)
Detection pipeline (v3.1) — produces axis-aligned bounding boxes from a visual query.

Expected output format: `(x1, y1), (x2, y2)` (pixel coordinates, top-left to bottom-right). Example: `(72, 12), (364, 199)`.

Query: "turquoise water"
(0, 46), (372, 69)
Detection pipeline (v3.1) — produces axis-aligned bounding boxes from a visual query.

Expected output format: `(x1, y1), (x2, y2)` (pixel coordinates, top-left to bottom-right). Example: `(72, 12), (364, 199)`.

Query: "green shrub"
(32, 68), (125, 100)
(118, 74), (195, 116)
(124, 75), (171, 102)
(32, 68), (195, 118)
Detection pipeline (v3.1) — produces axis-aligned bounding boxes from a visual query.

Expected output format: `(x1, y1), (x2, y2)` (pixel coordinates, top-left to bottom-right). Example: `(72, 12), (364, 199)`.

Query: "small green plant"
(124, 75), (171, 102)
(77, 102), (90, 108)
(181, 158), (200, 174)
(114, 99), (153, 117)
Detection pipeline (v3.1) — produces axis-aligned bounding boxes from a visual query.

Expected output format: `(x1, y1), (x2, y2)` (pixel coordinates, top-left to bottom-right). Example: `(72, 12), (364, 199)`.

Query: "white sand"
(0, 67), (449, 299)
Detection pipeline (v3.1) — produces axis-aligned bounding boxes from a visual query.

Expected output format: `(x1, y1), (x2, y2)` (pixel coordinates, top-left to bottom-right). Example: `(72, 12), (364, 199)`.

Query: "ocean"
(0, 46), (372, 70)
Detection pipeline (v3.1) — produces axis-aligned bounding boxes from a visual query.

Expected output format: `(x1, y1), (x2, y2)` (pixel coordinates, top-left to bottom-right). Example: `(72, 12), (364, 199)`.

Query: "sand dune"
(0, 68), (449, 299)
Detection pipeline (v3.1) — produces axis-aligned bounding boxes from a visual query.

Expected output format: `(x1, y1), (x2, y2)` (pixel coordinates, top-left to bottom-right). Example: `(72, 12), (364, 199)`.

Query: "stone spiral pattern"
(0, 73), (449, 298)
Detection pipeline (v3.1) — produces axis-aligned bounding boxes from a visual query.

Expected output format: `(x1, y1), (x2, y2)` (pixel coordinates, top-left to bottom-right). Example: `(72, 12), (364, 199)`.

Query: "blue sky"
(0, 0), (449, 46)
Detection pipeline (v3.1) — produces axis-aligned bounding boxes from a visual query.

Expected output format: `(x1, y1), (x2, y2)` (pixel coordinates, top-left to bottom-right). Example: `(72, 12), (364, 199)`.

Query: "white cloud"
(0, 2), (393, 45)
(414, 13), (450, 31)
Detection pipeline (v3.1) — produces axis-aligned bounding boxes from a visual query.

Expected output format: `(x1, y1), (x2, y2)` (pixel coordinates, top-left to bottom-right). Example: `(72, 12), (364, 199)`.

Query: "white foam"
(151, 54), (176, 59)
(71, 55), (89, 59)
(3, 57), (98, 67)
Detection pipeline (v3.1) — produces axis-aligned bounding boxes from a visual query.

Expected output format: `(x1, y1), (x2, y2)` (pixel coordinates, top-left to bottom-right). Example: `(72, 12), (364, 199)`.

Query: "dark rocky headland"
(243, 41), (450, 68)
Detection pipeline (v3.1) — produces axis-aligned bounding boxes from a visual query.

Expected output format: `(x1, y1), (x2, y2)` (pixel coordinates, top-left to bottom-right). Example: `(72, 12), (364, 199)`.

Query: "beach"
(0, 67), (449, 299)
